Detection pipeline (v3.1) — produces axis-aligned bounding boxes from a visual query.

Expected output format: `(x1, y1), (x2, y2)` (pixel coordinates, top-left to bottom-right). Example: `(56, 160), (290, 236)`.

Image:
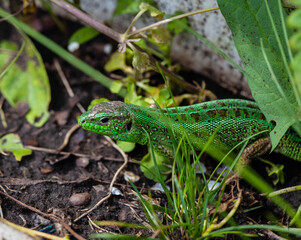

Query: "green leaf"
(292, 52), (301, 90)
(117, 140), (136, 152)
(151, 26), (170, 44)
(218, 0), (298, 150)
(290, 205), (301, 227)
(115, 0), (155, 15)
(124, 81), (149, 106)
(140, 151), (169, 181)
(0, 7), (126, 99)
(0, 36), (50, 127)
(132, 48), (152, 73)
(167, 12), (188, 35)
(0, 134), (32, 161)
(88, 98), (109, 110)
(287, 8), (301, 29)
(290, 32), (301, 51)
(68, 26), (99, 45)
(104, 51), (132, 73)
(109, 80), (123, 94)
(139, 3), (165, 20)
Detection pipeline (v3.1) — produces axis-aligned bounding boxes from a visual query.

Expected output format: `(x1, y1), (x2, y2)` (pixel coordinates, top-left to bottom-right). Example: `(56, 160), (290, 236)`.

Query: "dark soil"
(1, 8), (301, 240)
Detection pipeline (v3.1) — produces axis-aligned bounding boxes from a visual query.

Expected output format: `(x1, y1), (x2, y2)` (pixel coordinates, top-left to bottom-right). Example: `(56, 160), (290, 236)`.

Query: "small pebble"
(40, 167), (53, 174)
(195, 162), (207, 174)
(69, 193), (91, 206)
(103, 43), (112, 55)
(207, 180), (221, 191)
(76, 158), (90, 168)
(111, 187), (123, 196)
(151, 182), (170, 193)
(67, 42), (80, 52)
(124, 171), (140, 183)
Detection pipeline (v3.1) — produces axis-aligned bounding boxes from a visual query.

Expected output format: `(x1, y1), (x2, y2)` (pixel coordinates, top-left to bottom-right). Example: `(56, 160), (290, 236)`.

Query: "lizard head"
(78, 101), (133, 140)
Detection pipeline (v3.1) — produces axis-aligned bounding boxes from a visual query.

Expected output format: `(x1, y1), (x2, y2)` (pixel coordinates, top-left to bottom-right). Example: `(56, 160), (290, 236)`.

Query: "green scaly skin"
(78, 99), (301, 161)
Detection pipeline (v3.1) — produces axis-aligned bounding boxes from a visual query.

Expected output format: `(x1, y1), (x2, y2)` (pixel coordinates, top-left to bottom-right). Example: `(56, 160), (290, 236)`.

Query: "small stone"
(207, 180), (221, 191)
(40, 167), (53, 174)
(68, 42), (80, 52)
(69, 193), (91, 206)
(151, 183), (170, 193)
(76, 158), (89, 168)
(111, 187), (123, 196)
(124, 171), (140, 183)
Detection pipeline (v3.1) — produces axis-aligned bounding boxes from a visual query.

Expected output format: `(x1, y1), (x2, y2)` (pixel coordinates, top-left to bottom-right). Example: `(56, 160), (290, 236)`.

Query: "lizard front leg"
(235, 136), (272, 176)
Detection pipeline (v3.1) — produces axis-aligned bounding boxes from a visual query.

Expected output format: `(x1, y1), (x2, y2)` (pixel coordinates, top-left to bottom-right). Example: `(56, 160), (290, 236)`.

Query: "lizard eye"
(101, 117), (109, 123)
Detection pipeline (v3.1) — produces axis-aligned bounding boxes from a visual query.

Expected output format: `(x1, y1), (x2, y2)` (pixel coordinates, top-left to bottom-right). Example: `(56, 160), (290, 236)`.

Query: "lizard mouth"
(78, 113), (91, 130)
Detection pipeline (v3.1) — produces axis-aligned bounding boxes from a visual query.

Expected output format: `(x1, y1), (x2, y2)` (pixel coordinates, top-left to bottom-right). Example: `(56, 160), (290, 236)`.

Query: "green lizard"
(78, 99), (301, 161)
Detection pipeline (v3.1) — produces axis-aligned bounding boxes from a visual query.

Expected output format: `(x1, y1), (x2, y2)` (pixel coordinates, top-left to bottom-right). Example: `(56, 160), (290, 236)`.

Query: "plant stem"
(50, 0), (122, 42)
(123, 9), (148, 38)
(128, 7), (220, 38)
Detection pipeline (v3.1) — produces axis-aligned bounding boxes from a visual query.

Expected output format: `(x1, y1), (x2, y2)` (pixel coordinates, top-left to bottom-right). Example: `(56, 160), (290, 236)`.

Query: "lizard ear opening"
(126, 121), (132, 132)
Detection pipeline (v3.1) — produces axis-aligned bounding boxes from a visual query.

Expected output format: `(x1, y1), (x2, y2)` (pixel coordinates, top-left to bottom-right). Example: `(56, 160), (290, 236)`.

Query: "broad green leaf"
(114, 0), (155, 15)
(132, 48), (152, 73)
(218, 0), (298, 150)
(140, 151), (169, 181)
(104, 51), (132, 73)
(88, 98), (109, 110)
(109, 80), (123, 94)
(287, 7), (301, 29)
(151, 26), (170, 44)
(292, 52), (301, 97)
(136, 79), (160, 96)
(124, 82), (149, 106)
(117, 140), (136, 152)
(139, 3), (165, 20)
(288, 2), (301, 100)
(0, 134), (32, 161)
(0, 36), (50, 127)
(68, 26), (100, 45)
(290, 32), (301, 51)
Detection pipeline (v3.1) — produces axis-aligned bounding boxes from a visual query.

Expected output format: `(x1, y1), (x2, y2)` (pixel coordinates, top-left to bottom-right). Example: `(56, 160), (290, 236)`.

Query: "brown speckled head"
(78, 101), (133, 140)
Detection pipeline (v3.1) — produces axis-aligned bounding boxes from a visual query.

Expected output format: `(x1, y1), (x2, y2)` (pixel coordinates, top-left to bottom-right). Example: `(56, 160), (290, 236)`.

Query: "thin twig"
(74, 136), (128, 222)
(50, 0), (121, 42)
(128, 7), (220, 38)
(23, 145), (136, 163)
(24, 145), (88, 157)
(57, 124), (81, 152)
(53, 59), (86, 114)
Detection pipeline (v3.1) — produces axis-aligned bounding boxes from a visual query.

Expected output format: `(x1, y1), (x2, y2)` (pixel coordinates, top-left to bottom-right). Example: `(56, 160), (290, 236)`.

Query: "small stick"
(57, 124), (80, 152)
(23, 145), (136, 163)
(54, 59), (86, 114)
